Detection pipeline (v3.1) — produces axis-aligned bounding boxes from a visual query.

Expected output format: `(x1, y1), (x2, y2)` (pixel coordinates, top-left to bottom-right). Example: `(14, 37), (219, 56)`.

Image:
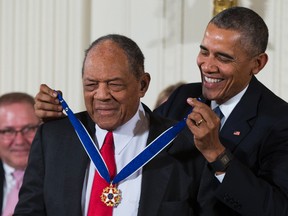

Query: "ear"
(251, 53), (268, 75)
(139, 72), (151, 98)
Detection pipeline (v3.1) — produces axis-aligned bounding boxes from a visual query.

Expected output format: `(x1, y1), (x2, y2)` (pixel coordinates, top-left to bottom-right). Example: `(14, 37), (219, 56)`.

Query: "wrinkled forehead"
(89, 40), (124, 57)
(85, 41), (128, 66)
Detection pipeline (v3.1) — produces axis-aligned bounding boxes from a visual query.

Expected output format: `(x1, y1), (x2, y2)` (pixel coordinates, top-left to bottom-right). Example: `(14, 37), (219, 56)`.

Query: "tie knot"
(213, 106), (224, 120)
(13, 170), (24, 187)
(102, 131), (114, 149)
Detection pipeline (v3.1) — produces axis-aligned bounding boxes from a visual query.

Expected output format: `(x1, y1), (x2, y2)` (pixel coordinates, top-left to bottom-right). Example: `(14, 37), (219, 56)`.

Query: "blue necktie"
(213, 106), (223, 119)
(213, 106), (224, 129)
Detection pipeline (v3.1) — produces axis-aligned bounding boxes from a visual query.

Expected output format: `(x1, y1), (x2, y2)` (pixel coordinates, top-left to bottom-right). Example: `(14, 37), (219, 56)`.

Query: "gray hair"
(82, 34), (145, 80)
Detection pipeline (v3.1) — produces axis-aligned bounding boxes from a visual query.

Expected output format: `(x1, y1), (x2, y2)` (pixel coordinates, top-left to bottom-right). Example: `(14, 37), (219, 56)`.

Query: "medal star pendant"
(101, 183), (122, 207)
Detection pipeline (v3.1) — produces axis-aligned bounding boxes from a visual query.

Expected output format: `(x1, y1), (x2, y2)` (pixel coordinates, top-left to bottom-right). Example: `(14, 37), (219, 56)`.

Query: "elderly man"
(14, 34), (202, 216)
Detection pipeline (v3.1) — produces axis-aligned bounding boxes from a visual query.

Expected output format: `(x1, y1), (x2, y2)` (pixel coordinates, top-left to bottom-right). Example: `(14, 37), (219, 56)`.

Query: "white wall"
(0, 0), (287, 112)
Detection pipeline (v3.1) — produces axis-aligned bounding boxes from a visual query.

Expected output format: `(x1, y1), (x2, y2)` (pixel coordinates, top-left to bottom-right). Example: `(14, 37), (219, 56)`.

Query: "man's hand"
(34, 84), (66, 122)
(186, 98), (225, 162)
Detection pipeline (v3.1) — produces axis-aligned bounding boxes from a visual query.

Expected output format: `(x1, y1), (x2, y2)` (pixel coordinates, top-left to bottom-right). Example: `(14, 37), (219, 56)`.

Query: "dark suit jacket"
(14, 105), (204, 216)
(0, 161), (4, 213)
(155, 76), (288, 216)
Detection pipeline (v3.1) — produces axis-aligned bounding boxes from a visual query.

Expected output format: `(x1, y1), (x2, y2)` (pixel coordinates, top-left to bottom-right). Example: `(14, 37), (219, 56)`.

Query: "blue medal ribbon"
(58, 94), (111, 182)
(113, 118), (186, 184)
(57, 93), (196, 184)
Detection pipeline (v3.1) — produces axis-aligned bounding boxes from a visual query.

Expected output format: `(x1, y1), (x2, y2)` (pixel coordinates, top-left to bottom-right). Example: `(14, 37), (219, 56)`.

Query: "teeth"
(204, 76), (222, 83)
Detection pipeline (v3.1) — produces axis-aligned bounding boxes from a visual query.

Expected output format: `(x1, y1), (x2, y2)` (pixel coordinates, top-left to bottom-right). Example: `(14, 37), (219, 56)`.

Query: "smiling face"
(197, 23), (260, 104)
(82, 40), (150, 131)
(0, 102), (40, 170)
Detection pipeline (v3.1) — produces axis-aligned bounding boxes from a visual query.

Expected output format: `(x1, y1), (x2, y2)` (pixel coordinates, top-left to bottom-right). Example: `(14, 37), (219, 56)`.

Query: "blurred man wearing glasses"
(0, 92), (40, 216)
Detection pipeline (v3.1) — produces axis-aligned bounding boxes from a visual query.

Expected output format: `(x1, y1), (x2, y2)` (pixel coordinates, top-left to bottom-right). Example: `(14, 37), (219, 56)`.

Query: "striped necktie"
(213, 106), (223, 119)
(213, 106), (224, 129)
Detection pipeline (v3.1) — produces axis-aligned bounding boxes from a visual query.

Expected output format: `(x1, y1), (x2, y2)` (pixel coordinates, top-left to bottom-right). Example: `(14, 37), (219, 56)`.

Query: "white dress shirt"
(82, 103), (149, 216)
(211, 85), (248, 130)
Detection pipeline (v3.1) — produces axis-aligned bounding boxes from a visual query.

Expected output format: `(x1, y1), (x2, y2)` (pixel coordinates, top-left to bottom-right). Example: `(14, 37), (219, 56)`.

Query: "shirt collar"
(211, 85), (248, 120)
(3, 162), (16, 176)
(95, 103), (149, 154)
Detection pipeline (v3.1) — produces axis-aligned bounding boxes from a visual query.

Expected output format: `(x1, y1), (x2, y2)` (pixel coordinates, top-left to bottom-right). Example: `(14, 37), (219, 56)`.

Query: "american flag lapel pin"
(233, 131), (240, 136)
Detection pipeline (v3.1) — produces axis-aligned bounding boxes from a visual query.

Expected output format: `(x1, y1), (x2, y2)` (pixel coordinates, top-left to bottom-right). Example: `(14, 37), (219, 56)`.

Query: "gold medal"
(101, 183), (122, 207)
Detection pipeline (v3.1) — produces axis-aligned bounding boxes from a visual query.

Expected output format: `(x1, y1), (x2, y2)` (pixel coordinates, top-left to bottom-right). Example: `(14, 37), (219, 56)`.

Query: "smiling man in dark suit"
(155, 6), (288, 216)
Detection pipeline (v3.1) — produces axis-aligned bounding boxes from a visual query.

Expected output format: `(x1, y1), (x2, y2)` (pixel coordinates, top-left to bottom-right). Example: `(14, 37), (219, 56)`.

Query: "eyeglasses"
(0, 125), (39, 141)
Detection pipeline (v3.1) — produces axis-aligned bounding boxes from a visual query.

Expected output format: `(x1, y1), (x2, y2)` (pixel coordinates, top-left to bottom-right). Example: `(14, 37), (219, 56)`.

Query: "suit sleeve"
(216, 117), (288, 216)
(154, 83), (202, 121)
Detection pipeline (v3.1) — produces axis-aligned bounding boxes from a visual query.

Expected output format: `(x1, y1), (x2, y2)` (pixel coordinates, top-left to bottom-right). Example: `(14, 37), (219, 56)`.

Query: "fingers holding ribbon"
(186, 98), (207, 129)
(185, 98), (226, 163)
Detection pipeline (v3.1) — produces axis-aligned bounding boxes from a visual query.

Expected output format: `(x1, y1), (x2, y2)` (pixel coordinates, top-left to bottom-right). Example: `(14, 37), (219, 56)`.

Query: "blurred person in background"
(154, 82), (186, 109)
(0, 92), (40, 216)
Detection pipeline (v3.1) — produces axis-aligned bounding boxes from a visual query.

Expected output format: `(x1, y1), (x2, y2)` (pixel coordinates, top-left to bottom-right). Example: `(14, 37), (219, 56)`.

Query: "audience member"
(154, 82), (186, 109)
(0, 92), (40, 216)
(29, 6), (288, 216)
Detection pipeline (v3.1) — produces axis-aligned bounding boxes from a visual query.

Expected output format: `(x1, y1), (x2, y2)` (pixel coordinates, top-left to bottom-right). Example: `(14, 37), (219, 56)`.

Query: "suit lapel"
(62, 112), (94, 214)
(220, 77), (260, 152)
(138, 154), (176, 216)
(138, 108), (177, 216)
(0, 161), (4, 211)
